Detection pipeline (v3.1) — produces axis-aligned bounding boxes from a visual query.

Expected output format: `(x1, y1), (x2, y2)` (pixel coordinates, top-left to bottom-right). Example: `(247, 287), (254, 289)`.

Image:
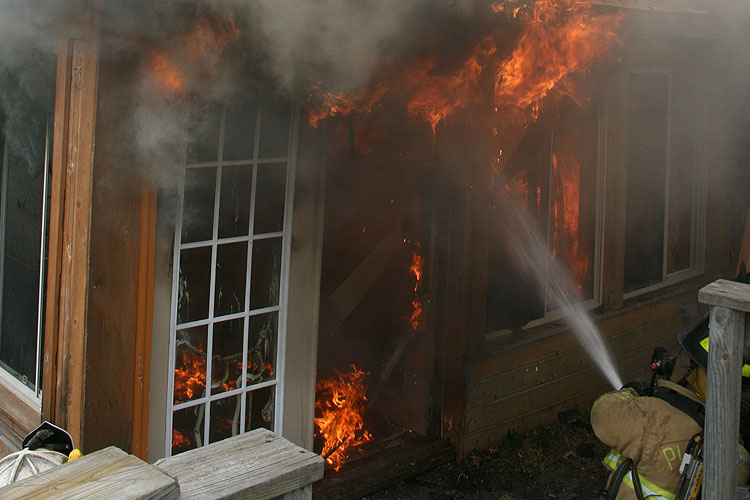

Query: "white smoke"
(225, 0), (485, 92)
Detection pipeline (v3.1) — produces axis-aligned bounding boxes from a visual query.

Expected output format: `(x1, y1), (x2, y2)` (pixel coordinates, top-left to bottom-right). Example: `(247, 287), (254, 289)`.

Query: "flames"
(307, 0), (622, 132)
(307, 0), (624, 470)
(149, 13), (240, 95)
(150, 51), (185, 94)
(403, 40), (497, 133)
(174, 350), (275, 404)
(494, 0), (623, 115)
(173, 346), (207, 404)
(307, 84), (390, 129)
(182, 14), (240, 67)
(315, 366), (373, 471)
(307, 39), (495, 132)
(409, 245), (425, 330)
(172, 429), (191, 449)
(550, 148), (590, 291)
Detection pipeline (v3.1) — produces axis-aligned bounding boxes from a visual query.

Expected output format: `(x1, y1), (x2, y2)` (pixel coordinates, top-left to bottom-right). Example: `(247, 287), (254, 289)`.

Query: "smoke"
(0, 0), (749, 181)
(0, 0), (499, 188)
(223, 0), (484, 93)
(0, 1), (62, 169)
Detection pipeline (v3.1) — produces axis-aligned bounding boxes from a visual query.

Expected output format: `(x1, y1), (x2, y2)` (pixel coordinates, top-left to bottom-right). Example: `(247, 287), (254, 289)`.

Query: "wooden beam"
(42, 38), (73, 424)
(699, 279), (750, 313)
(132, 186), (158, 460)
(703, 306), (744, 500)
(46, 12), (101, 447)
(319, 224), (403, 335)
(699, 280), (749, 500)
(284, 121), (326, 450)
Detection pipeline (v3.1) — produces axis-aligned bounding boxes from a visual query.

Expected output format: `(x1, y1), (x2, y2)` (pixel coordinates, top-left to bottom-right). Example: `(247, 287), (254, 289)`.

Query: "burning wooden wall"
(460, 12), (734, 457)
(0, 1), (744, 484)
(308, 0), (741, 464)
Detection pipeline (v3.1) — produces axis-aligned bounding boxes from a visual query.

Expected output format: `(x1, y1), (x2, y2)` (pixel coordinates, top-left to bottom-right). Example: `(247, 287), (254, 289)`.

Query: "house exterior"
(0, 0), (746, 468)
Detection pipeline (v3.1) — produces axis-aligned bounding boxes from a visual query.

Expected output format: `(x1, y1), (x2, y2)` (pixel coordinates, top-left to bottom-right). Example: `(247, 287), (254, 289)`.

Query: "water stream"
(496, 172), (623, 391)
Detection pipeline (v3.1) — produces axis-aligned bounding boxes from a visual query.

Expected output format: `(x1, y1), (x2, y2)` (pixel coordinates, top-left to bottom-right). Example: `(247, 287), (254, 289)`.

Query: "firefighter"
(592, 314), (750, 499)
(591, 386), (701, 499)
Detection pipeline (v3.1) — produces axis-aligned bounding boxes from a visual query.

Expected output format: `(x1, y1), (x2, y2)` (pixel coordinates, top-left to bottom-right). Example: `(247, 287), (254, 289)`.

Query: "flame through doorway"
(311, 0), (622, 476)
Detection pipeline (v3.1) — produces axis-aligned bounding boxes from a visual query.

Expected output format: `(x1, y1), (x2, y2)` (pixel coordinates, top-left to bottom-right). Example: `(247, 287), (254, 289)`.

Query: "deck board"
(0, 446), (179, 499)
(155, 428), (324, 500)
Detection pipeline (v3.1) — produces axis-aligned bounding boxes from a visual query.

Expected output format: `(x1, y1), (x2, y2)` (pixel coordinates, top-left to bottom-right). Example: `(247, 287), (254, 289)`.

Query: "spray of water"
(495, 170), (623, 390)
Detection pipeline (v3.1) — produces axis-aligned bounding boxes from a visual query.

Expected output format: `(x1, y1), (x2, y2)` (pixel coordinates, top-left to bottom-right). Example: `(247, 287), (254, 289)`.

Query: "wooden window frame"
(0, 56), (55, 410)
(518, 104), (608, 330)
(41, 18), (101, 448)
(477, 68), (708, 347)
(621, 70), (707, 301)
(480, 101), (608, 342)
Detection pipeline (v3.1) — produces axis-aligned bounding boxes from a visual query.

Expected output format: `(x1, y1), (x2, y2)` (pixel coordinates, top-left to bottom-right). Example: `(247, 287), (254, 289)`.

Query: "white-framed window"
(623, 71), (706, 298)
(165, 94), (298, 457)
(0, 57), (55, 407)
(486, 97), (605, 332)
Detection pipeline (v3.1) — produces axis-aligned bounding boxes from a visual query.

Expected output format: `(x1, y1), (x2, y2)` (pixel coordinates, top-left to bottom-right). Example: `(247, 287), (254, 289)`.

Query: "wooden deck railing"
(698, 279), (750, 500)
(0, 428), (323, 499)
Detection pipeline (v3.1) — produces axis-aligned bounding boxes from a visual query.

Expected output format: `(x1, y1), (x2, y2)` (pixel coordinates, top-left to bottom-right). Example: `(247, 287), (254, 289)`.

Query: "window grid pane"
(169, 98), (294, 456)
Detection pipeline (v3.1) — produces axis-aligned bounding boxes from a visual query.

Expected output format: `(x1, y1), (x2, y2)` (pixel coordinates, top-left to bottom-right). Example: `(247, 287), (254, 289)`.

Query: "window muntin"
(486, 98), (603, 332)
(167, 95), (296, 456)
(623, 72), (705, 298)
(0, 58), (54, 403)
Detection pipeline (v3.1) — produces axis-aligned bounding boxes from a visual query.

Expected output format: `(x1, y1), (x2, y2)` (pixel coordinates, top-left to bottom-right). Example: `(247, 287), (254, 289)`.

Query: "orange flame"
(551, 150), (589, 290)
(410, 298), (423, 331)
(410, 251), (424, 292)
(150, 51), (185, 94)
(409, 247), (425, 330)
(403, 40), (497, 133)
(315, 366), (373, 471)
(308, 84), (389, 129)
(308, 0), (622, 132)
(182, 14), (240, 70)
(173, 346), (206, 404)
(494, 0), (622, 112)
(149, 13), (240, 94)
(308, 39), (495, 132)
(172, 429), (191, 449)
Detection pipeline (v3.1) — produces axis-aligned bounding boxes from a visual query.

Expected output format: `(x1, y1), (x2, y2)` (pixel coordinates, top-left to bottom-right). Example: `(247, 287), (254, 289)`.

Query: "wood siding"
(462, 287), (704, 455)
(82, 49), (152, 454)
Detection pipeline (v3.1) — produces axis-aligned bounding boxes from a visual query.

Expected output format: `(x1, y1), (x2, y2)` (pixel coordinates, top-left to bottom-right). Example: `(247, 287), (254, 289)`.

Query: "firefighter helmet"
(0, 421), (74, 487)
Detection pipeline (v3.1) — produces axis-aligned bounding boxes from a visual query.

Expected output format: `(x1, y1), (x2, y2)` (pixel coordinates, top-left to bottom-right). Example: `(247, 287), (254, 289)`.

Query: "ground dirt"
(364, 410), (610, 500)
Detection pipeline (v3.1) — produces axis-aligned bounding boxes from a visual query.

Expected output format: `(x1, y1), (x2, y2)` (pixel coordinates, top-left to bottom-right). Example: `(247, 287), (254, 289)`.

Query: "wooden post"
(41, 9), (100, 447)
(42, 37), (74, 425)
(698, 279), (750, 500)
(132, 186), (158, 459)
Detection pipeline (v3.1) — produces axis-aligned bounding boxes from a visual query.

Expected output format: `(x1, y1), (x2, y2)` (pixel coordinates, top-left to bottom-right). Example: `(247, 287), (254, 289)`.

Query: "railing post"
(698, 279), (750, 500)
